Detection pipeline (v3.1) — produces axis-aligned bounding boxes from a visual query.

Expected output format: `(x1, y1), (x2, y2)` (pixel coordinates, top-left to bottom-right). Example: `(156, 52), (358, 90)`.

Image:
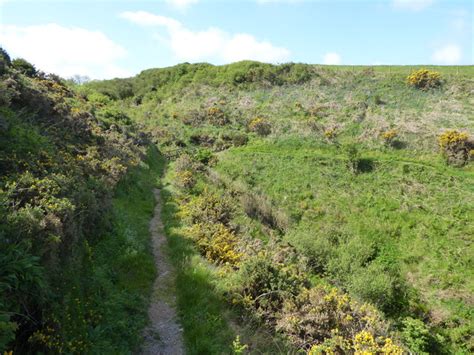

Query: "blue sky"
(0, 0), (472, 79)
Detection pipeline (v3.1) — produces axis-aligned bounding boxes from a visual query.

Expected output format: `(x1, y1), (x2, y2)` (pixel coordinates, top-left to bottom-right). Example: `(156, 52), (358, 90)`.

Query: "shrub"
(382, 129), (398, 146)
(401, 317), (432, 355)
(207, 106), (229, 126)
(174, 153), (196, 174)
(323, 127), (337, 141)
(277, 286), (401, 352)
(182, 190), (234, 226)
(343, 144), (361, 174)
(240, 193), (289, 233)
(231, 335), (248, 354)
(176, 170), (196, 190)
(237, 255), (307, 319)
(229, 133), (248, 147)
(186, 222), (241, 265)
(0, 244), (46, 350)
(347, 260), (406, 315)
(438, 130), (471, 166)
(194, 148), (214, 165)
(0, 47), (12, 67)
(11, 58), (37, 77)
(406, 69), (441, 90)
(248, 117), (272, 136)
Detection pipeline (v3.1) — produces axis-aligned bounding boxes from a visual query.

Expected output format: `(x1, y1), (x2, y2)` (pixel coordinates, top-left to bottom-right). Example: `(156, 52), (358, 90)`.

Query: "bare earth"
(142, 189), (184, 355)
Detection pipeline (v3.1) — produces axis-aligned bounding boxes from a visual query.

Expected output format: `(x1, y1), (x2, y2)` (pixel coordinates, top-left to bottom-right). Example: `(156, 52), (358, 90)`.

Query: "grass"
(81, 64), (474, 353)
(44, 147), (165, 353)
(215, 138), (474, 352)
(160, 169), (237, 354)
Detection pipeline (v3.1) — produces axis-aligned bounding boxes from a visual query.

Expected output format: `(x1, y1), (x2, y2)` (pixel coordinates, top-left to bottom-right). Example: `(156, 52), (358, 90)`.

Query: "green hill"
(2, 53), (473, 353)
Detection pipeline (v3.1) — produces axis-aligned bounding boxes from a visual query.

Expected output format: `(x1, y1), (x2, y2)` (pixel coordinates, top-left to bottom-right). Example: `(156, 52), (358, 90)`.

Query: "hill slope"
(84, 61), (473, 353)
(2, 55), (473, 353)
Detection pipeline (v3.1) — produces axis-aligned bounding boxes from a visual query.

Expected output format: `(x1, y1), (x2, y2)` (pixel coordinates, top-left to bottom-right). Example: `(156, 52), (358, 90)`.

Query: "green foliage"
(0, 47), (149, 352)
(0, 47), (11, 75)
(401, 317), (432, 354)
(194, 148), (214, 165)
(343, 143), (361, 174)
(237, 254), (307, 318)
(231, 335), (248, 354)
(276, 286), (398, 352)
(0, 244), (45, 350)
(182, 190), (235, 226)
(96, 106), (132, 127)
(11, 58), (37, 77)
(0, 47), (12, 67)
(186, 222), (242, 265)
(160, 186), (238, 354)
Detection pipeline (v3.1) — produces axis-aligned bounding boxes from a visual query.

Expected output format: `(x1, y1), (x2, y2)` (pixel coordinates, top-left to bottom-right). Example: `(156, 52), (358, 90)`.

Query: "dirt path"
(142, 189), (184, 355)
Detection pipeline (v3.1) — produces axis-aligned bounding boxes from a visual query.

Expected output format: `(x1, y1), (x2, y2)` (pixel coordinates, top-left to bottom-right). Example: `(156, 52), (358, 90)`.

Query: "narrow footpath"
(142, 189), (184, 355)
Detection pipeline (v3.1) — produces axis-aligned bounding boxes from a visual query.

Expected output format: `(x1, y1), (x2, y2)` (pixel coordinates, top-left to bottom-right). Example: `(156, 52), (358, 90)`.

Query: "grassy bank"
(160, 168), (237, 354)
(215, 139), (473, 353)
(28, 147), (165, 353)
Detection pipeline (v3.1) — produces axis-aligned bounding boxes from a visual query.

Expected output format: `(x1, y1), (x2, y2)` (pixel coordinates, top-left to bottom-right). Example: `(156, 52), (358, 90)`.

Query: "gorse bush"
(324, 127), (337, 141)
(181, 190), (235, 226)
(186, 223), (241, 265)
(248, 117), (272, 136)
(11, 58), (37, 77)
(382, 129), (398, 146)
(207, 106), (229, 126)
(438, 129), (471, 166)
(406, 69), (441, 90)
(237, 254), (308, 319)
(0, 47), (148, 351)
(277, 286), (402, 353)
(176, 170), (196, 189)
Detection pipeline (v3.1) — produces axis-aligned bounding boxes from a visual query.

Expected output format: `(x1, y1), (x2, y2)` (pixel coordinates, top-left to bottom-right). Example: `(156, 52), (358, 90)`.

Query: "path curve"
(142, 189), (184, 355)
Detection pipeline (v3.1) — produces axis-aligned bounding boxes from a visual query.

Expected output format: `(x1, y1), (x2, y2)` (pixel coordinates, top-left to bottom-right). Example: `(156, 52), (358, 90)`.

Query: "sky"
(0, 0), (472, 79)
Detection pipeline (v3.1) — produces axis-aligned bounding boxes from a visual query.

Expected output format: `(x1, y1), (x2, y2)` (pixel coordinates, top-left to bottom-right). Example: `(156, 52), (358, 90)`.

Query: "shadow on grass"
(160, 186), (236, 355)
(357, 158), (375, 173)
(390, 140), (407, 150)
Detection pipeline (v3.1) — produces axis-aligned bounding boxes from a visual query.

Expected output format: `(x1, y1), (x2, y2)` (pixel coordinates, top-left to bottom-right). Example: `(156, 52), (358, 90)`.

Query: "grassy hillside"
(0, 49), (162, 353)
(83, 61), (473, 353)
(2, 54), (472, 353)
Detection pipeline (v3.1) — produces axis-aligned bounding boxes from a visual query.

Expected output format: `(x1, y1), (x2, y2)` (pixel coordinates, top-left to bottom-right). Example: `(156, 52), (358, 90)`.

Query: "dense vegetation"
(0, 49), (161, 353)
(1, 46), (473, 354)
(83, 61), (472, 354)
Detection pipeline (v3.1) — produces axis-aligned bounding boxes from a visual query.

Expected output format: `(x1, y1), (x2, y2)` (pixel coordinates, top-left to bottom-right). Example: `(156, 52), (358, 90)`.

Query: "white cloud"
(392, 0), (433, 11)
(120, 11), (290, 63)
(323, 52), (341, 65)
(120, 11), (181, 29)
(166, 0), (199, 10)
(0, 23), (130, 79)
(432, 44), (462, 64)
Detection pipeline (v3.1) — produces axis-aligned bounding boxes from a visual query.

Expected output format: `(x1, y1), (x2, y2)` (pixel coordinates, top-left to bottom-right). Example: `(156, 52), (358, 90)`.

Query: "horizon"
(0, 0), (472, 80)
